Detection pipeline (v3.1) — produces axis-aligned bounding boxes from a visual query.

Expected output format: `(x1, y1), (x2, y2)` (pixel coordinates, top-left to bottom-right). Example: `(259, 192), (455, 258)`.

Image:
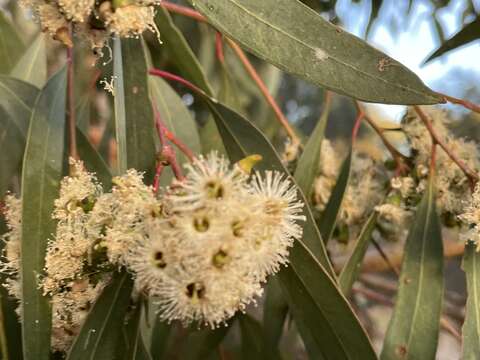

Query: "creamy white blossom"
(403, 107), (480, 216)
(128, 153), (305, 327)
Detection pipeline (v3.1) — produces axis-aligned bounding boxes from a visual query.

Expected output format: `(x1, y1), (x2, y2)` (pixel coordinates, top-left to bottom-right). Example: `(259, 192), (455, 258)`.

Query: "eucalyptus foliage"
(0, 1), (478, 359)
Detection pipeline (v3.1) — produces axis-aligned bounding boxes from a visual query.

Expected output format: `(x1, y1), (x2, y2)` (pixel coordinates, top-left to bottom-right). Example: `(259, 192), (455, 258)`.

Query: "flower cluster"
(312, 139), (387, 241)
(20, 0), (160, 50)
(127, 153), (305, 327)
(1, 153), (305, 350)
(403, 107), (480, 217)
(459, 185), (480, 250)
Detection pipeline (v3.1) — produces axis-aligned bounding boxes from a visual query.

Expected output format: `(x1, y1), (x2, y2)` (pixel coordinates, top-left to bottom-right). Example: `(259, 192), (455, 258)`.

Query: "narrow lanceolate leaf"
(263, 277), (288, 357)
(207, 100), (334, 275)
(188, 0), (442, 105)
(0, 76), (39, 137)
(318, 151), (352, 243)
(381, 175), (443, 360)
(294, 96), (331, 197)
(121, 302), (152, 360)
(182, 326), (230, 360)
(76, 129), (112, 190)
(155, 7), (214, 96)
(113, 37), (157, 178)
(113, 37), (128, 174)
(339, 211), (378, 295)
(150, 317), (172, 360)
(278, 242), (377, 359)
(461, 241), (480, 360)
(67, 271), (134, 360)
(425, 17), (480, 63)
(11, 33), (47, 88)
(21, 68), (67, 360)
(239, 315), (268, 360)
(207, 100), (376, 359)
(0, 12), (25, 74)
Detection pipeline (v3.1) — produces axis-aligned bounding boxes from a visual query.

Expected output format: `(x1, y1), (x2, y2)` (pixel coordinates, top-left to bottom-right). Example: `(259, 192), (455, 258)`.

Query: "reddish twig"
(161, 2), (207, 22)
(440, 93), (480, 114)
(152, 106), (186, 192)
(351, 108), (365, 144)
(225, 38), (300, 145)
(414, 106), (479, 188)
(66, 26), (79, 162)
(215, 32), (225, 64)
(163, 128), (195, 162)
(149, 68), (208, 98)
(430, 143), (437, 175)
(355, 102), (409, 175)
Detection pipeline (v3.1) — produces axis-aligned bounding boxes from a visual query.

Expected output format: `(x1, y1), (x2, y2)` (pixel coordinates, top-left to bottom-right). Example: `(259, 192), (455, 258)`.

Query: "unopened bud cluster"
(20, 0), (161, 50)
(1, 153), (305, 350)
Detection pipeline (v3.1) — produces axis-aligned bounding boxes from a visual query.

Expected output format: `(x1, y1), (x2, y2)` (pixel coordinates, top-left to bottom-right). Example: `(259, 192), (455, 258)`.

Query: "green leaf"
(278, 242), (377, 359)
(182, 326), (230, 360)
(0, 12), (25, 74)
(10, 33), (47, 88)
(154, 7), (214, 96)
(239, 315), (267, 359)
(461, 241), (480, 360)
(425, 17), (480, 63)
(206, 99), (376, 359)
(150, 317), (172, 360)
(339, 211), (378, 295)
(21, 68), (67, 360)
(76, 129), (112, 190)
(0, 78), (39, 197)
(0, 76), (39, 136)
(207, 100), (334, 274)
(294, 96), (331, 197)
(121, 302), (153, 360)
(113, 37), (157, 179)
(381, 175), (443, 360)
(318, 150), (352, 243)
(263, 278), (288, 357)
(188, 0), (442, 105)
(67, 271), (134, 360)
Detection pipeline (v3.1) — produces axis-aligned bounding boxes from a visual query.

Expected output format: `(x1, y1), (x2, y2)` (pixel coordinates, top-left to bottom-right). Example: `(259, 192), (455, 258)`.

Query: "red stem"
(225, 38), (299, 144)
(149, 69), (208, 98)
(152, 105), (186, 193)
(351, 110), (364, 144)
(153, 163), (164, 193)
(215, 32), (225, 64)
(440, 93), (480, 114)
(161, 2), (207, 22)
(414, 105), (478, 188)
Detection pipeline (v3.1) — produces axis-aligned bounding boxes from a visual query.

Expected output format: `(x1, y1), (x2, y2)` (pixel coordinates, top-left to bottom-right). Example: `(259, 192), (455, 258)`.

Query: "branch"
(161, 2), (207, 22)
(439, 93), (480, 114)
(414, 105), (479, 188)
(351, 106), (365, 143)
(152, 105), (186, 192)
(149, 68), (209, 97)
(225, 38), (300, 145)
(355, 102), (409, 175)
